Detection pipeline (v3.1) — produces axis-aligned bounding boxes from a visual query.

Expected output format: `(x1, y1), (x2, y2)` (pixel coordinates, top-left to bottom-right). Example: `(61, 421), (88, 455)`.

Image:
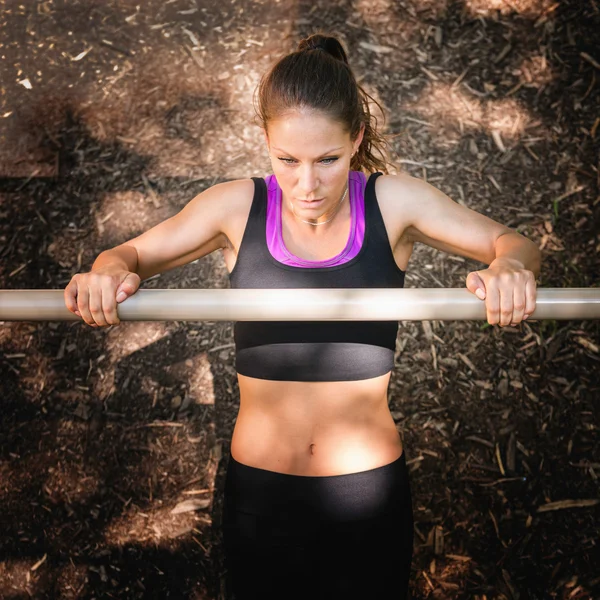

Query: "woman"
(64, 34), (541, 599)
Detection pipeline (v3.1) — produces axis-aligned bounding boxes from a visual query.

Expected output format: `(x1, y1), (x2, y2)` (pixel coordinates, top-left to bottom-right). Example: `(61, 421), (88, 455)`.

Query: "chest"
(222, 219), (412, 274)
(280, 215), (353, 262)
(224, 174), (413, 279)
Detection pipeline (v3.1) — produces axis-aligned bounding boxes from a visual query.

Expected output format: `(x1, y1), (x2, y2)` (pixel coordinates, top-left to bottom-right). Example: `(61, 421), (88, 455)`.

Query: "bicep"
(123, 179), (253, 280)
(391, 175), (512, 265)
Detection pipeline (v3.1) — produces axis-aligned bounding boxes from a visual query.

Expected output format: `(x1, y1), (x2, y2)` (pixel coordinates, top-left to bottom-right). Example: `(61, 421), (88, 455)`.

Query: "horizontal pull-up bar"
(0, 288), (599, 321)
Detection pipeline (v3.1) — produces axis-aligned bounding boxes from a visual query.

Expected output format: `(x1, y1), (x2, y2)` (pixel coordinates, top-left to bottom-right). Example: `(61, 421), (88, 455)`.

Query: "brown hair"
(254, 33), (394, 174)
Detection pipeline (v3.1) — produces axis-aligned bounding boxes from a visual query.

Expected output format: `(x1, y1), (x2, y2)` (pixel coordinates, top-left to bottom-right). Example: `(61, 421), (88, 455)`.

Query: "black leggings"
(222, 451), (413, 600)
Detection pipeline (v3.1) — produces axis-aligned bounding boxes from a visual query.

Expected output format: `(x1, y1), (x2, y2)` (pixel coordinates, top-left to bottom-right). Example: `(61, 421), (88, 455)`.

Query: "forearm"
(91, 244), (139, 274)
(491, 232), (541, 277)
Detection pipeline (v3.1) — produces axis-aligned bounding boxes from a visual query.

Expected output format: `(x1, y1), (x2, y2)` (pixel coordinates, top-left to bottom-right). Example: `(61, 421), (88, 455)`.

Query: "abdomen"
(231, 373), (403, 476)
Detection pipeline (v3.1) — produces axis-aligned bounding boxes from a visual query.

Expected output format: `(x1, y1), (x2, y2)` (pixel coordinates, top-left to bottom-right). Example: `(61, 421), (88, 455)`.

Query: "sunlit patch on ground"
(77, 51), (233, 178)
(94, 191), (153, 244)
(0, 558), (47, 598)
(356, 0), (452, 24)
(165, 352), (216, 406)
(354, 0), (401, 30)
(515, 53), (555, 89)
(106, 322), (170, 362)
(103, 503), (211, 549)
(405, 81), (542, 146)
(462, 0), (558, 18)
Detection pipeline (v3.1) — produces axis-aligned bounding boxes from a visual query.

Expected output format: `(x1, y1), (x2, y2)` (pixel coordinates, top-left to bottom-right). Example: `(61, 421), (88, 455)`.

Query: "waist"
(231, 373), (403, 476)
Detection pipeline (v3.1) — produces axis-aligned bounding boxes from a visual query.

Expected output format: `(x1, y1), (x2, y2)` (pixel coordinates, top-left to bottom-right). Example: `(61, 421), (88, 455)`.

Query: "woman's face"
(264, 109), (364, 224)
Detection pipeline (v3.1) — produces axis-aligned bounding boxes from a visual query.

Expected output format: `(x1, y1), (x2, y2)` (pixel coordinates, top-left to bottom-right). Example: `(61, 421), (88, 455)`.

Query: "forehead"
(266, 109), (349, 151)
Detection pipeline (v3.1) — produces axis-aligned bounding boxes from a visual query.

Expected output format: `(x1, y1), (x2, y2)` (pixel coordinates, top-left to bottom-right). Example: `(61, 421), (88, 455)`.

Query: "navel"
(309, 443), (316, 455)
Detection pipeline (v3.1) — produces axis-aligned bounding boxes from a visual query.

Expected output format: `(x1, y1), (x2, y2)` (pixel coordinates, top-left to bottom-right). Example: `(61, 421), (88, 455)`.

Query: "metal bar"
(0, 288), (599, 321)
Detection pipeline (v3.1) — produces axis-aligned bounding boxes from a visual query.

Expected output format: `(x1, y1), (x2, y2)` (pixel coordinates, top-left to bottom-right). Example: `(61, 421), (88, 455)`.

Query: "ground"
(0, 1), (599, 599)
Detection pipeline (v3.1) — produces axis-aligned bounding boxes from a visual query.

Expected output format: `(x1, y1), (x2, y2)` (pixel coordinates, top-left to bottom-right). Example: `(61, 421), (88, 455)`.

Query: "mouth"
(296, 198), (324, 207)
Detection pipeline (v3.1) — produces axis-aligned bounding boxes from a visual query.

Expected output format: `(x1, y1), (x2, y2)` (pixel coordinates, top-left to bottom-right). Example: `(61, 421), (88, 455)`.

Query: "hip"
(222, 449), (414, 599)
(223, 449), (411, 521)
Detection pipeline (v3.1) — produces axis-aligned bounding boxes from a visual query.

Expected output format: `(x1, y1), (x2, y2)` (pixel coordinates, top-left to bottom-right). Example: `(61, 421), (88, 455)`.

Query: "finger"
(64, 279), (77, 313)
(499, 283), (514, 327)
(511, 281), (526, 324)
(524, 275), (537, 319)
(466, 271), (486, 300)
(486, 285), (500, 325)
(102, 280), (120, 326)
(65, 278), (83, 318)
(89, 283), (109, 327)
(76, 285), (94, 326)
(117, 272), (141, 302)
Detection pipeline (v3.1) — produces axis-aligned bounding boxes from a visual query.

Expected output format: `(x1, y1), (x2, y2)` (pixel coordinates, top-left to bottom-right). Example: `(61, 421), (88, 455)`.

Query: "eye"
(277, 157), (339, 165)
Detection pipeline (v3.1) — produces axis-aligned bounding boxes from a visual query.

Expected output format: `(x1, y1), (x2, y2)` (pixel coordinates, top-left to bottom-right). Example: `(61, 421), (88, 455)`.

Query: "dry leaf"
(171, 498), (211, 514)
(359, 42), (394, 54)
(537, 499), (599, 512)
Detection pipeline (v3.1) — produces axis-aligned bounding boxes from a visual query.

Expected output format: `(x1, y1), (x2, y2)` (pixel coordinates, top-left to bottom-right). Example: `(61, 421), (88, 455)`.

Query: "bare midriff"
(231, 372), (404, 477)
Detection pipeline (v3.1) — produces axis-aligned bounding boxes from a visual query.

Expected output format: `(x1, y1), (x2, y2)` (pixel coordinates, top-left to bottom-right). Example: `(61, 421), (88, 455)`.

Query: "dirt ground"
(0, 0), (599, 598)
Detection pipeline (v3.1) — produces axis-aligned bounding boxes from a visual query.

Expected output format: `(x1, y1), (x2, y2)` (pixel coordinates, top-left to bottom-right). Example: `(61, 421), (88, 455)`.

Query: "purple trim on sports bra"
(265, 170), (367, 267)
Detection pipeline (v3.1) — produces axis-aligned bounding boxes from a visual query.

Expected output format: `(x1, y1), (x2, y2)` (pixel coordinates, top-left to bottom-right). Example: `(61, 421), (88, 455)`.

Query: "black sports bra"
(228, 172), (406, 382)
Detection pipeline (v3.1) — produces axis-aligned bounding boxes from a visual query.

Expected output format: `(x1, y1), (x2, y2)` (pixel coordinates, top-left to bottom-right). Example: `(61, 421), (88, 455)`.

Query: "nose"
(298, 164), (319, 198)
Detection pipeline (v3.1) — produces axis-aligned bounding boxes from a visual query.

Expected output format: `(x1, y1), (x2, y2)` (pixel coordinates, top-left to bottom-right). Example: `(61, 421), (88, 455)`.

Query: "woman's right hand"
(64, 268), (141, 327)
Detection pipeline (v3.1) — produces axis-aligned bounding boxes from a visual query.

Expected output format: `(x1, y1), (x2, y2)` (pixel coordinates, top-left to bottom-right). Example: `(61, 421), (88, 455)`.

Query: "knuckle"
(89, 273), (105, 285)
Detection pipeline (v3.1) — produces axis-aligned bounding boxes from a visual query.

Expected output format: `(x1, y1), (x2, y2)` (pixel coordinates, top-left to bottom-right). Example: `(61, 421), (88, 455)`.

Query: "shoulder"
(371, 171), (428, 245)
(199, 177), (257, 250)
(373, 171), (466, 229)
(203, 177), (256, 208)
(175, 177), (256, 243)
(373, 171), (429, 200)
(186, 177), (256, 221)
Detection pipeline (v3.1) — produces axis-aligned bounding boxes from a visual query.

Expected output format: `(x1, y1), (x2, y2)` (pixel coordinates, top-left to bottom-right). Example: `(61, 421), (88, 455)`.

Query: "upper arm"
(377, 173), (513, 265)
(120, 178), (254, 280)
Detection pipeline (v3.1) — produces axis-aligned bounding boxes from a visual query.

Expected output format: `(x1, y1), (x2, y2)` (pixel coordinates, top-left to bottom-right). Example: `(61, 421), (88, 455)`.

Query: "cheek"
(272, 165), (292, 185)
(323, 163), (350, 187)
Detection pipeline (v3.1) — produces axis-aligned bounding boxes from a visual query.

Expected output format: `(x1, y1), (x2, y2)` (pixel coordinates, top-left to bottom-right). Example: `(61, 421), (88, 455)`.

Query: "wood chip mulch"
(0, 1), (598, 599)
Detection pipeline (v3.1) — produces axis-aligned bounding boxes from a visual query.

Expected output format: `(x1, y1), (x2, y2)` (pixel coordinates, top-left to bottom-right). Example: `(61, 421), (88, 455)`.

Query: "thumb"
(116, 273), (140, 302)
(466, 271), (486, 300)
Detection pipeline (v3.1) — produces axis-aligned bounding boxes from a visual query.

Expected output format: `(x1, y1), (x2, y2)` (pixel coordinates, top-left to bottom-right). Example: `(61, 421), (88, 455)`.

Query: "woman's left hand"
(466, 258), (537, 327)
